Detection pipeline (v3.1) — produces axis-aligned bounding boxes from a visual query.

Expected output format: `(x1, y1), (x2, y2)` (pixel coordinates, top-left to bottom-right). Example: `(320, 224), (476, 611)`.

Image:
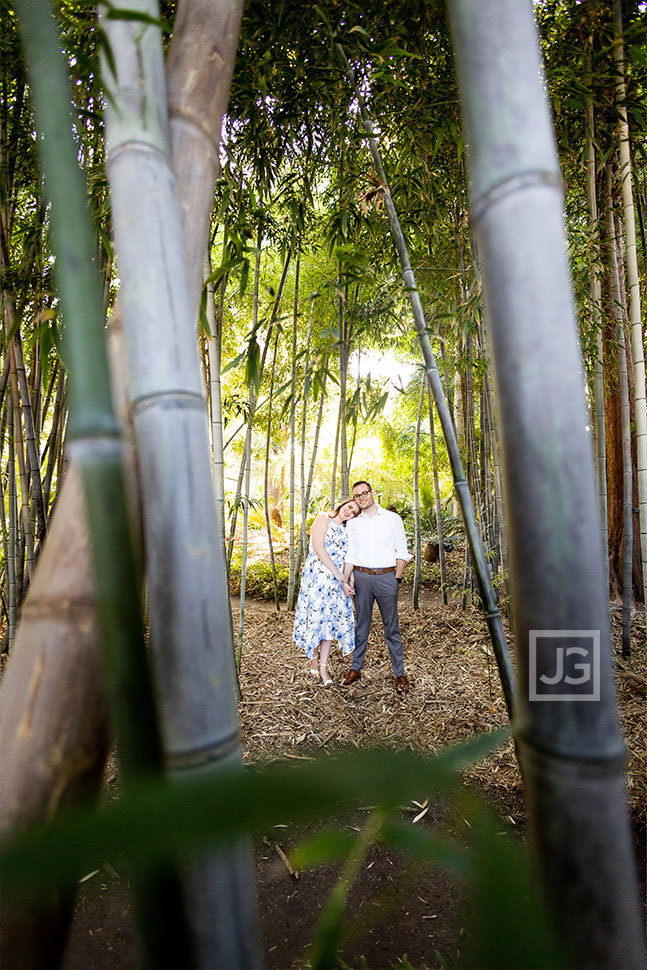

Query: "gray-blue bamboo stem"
(448, 3), (644, 966)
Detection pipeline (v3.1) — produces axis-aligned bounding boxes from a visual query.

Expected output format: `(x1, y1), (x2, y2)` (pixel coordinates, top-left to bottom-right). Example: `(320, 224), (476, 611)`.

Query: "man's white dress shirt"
(345, 504), (412, 568)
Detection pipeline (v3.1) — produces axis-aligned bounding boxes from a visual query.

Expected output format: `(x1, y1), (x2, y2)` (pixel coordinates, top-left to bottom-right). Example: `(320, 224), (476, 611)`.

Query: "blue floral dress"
(293, 520), (355, 659)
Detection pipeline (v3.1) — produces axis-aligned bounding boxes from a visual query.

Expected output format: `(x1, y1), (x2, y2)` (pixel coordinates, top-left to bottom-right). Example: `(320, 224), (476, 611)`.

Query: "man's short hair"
(352, 480), (371, 492)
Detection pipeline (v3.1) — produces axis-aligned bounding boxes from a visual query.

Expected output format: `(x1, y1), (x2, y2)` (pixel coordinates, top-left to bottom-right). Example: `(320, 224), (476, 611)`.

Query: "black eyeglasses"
(353, 488), (372, 499)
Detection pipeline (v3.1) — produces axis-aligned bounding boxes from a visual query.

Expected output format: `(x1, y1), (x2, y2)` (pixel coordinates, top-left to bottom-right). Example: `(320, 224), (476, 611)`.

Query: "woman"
(293, 497), (359, 685)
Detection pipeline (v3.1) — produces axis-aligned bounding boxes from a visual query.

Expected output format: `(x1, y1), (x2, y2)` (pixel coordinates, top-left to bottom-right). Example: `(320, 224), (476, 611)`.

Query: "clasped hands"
(340, 577), (355, 597)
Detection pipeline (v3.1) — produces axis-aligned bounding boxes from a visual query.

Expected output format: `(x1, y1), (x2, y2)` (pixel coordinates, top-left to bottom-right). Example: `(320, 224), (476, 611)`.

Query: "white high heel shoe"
(319, 664), (333, 687)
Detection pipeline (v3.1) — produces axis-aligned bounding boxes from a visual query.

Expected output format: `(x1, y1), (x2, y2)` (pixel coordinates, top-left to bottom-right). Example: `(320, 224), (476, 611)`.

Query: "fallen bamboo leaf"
(78, 869), (101, 884)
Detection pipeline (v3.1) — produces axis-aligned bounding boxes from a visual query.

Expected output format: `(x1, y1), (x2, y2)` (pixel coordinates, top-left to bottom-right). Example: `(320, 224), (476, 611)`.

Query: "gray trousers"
(351, 571), (405, 676)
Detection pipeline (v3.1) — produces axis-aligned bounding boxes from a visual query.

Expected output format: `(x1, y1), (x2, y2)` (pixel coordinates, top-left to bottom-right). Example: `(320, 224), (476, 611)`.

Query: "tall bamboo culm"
(1, 4), (249, 966)
(336, 43), (516, 718)
(448, 3), (644, 966)
(584, 48), (608, 584)
(605, 165), (634, 658)
(613, 0), (647, 607)
(101, 3), (262, 966)
(9, 2), (175, 965)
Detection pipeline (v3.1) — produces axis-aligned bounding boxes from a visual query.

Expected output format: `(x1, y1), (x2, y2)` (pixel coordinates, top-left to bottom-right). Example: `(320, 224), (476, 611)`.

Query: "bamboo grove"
(0, 1), (644, 649)
(0, 1), (645, 968)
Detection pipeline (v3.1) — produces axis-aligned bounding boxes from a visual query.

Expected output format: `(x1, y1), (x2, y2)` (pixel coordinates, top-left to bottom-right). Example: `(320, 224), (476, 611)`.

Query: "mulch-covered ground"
(26, 587), (647, 970)
(237, 596), (646, 827)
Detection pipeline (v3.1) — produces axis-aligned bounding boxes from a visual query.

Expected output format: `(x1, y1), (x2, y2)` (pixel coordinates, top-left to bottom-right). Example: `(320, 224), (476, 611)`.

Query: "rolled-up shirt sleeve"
(393, 514), (413, 562)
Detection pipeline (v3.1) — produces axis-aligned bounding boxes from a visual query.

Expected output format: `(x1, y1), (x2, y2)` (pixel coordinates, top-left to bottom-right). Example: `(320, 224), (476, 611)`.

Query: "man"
(343, 480), (412, 692)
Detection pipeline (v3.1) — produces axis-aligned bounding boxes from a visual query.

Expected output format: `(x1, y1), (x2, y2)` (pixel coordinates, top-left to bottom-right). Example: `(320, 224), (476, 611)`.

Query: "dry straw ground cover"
(237, 598), (646, 827)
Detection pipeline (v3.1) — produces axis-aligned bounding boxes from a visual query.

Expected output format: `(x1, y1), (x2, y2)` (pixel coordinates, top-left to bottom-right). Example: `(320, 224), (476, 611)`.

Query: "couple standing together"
(293, 481), (411, 693)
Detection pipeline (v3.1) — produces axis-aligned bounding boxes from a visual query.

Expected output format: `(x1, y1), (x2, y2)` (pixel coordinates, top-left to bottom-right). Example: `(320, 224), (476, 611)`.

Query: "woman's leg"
(318, 639), (333, 684)
(309, 644), (320, 675)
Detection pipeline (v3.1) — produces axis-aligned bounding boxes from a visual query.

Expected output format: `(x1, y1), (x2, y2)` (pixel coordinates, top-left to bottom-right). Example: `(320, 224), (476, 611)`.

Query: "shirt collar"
(360, 502), (383, 518)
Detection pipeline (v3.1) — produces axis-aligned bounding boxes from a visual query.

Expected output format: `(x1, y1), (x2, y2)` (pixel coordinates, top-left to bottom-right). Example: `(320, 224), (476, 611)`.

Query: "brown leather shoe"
(343, 669), (361, 685)
(394, 674), (410, 693)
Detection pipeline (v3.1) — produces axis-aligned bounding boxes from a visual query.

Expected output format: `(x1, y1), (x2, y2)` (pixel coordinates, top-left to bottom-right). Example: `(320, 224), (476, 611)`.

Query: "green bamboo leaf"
(103, 7), (171, 33)
(380, 820), (470, 875)
(198, 286), (211, 338)
(463, 800), (566, 969)
(289, 830), (356, 870)
(239, 257), (250, 295)
(245, 338), (261, 393)
(0, 732), (507, 901)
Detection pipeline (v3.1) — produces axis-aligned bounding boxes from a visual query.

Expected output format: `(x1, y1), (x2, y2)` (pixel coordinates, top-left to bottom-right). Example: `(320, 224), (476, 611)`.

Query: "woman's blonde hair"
(329, 496), (359, 519)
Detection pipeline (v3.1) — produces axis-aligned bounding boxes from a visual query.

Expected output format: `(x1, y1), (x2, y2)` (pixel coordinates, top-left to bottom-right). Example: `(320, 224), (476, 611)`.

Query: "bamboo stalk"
(264, 327), (282, 611)
(237, 241), (262, 666)
(6, 395), (16, 649)
(293, 365), (328, 585)
(606, 165), (634, 658)
(10, 2), (175, 965)
(613, 0), (647, 608)
(102, 3), (261, 964)
(12, 330), (47, 541)
(227, 250), (291, 568)
(336, 41), (516, 718)
(427, 383), (447, 605)
(585, 47), (608, 584)
(288, 253), (300, 609)
(0, 7), (249, 965)
(206, 256), (227, 547)
(412, 377), (424, 610)
(448, 3), (644, 965)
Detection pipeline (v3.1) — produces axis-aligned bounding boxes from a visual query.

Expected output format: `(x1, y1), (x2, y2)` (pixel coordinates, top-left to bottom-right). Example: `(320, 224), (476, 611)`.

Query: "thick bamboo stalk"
(102, 4), (261, 965)
(613, 0), (647, 608)
(336, 43), (516, 718)
(0, 11), (243, 927)
(448, 3), (644, 966)
(8, 3), (172, 965)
